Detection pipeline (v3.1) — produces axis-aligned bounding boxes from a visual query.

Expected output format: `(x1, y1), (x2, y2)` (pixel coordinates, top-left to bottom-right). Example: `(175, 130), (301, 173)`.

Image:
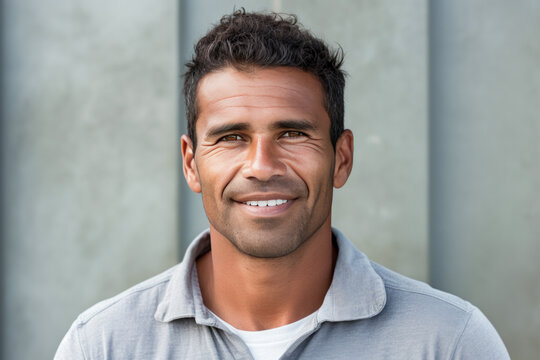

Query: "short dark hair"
(184, 9), (346, 149)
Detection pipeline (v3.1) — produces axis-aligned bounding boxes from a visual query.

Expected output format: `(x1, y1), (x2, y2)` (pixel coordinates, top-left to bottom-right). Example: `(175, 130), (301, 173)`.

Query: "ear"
(181, 135), (202, 193)
(333, 129), (354, 188)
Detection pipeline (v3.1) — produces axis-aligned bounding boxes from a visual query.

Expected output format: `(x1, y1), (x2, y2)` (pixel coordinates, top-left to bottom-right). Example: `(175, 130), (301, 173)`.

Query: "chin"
(230, 231), (306, 259)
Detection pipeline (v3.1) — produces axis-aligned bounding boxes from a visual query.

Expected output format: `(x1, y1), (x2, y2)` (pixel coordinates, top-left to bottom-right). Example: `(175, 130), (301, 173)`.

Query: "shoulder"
(55, 265), (179, 359)
(369, 261), (476, 336)
(76, 264), (177, 326)
(370, 262), (509, 359)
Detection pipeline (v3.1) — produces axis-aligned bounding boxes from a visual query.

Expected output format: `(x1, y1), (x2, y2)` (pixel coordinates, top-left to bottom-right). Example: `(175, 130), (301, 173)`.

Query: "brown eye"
(282, 131), (306, 138)
(219, 134), (243, 142)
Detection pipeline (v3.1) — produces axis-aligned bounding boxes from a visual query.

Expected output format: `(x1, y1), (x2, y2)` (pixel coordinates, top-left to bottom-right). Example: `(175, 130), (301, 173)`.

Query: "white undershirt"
(213, 311), (317, 360)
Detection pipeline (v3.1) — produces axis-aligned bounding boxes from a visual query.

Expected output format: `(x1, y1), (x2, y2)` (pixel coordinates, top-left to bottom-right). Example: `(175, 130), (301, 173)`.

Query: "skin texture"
(181, 66), (354, 330)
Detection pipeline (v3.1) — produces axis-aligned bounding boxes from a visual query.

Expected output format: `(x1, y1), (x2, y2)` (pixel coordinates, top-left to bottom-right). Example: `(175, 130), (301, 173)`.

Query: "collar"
(154, 228), (386, 324)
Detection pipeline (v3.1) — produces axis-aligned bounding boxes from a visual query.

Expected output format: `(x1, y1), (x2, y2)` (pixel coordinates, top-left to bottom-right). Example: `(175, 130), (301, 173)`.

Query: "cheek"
(287, 153), (335, 191)
(196, 153), (244, 196)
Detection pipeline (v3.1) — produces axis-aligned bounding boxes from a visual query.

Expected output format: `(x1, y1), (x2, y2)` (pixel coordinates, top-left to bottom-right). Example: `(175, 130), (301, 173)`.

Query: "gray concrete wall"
(429, 1), (540, 358)
(0, 1), (179, 358)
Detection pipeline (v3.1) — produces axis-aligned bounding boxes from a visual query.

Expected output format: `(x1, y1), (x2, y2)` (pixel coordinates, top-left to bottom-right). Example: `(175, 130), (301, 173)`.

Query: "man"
(56, 10), (509, 359)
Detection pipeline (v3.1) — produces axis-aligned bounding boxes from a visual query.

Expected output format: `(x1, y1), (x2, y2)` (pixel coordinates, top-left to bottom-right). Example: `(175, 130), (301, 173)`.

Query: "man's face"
(182, 66), (352, 258)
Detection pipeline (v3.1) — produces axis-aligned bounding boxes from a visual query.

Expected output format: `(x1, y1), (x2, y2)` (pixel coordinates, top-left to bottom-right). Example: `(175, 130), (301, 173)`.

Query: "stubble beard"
(218, 211), (313, 259)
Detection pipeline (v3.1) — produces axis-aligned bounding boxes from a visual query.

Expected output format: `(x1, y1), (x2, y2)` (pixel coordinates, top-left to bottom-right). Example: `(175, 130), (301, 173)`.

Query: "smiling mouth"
(243, 199), (288, 207)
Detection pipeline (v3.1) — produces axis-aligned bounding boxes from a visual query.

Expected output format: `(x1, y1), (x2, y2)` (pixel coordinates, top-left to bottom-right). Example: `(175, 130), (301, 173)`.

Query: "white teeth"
(244, 199), (288, 207)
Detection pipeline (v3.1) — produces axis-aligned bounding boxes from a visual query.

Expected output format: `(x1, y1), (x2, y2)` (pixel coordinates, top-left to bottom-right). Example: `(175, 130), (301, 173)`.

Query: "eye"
(219, 134), (243, 142)
(282, 131), (307, 138)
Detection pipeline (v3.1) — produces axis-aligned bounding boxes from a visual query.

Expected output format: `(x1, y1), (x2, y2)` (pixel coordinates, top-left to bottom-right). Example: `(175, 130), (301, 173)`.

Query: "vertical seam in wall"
(177, 0), (190, 261)
(0, 0), (5, 356)
(426, 0), (435, 286)
(177, 0), (184, 261)
(272, 0), (282, 13)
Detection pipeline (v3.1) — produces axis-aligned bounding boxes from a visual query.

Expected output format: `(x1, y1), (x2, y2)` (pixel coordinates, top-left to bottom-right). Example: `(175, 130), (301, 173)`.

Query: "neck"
(196, 222), (337, 331)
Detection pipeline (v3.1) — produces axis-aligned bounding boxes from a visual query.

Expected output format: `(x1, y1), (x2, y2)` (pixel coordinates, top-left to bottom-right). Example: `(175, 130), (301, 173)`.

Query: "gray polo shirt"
(55, 229), (510, 359)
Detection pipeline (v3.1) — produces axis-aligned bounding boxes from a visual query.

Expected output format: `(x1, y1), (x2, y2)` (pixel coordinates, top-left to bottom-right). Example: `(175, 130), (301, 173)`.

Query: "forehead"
(195, 67), (328, 130)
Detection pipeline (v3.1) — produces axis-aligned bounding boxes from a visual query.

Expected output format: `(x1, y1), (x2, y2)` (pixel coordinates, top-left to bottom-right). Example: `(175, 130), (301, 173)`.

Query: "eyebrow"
(271, 119), (317, 132)
(206, 123), (251, 138)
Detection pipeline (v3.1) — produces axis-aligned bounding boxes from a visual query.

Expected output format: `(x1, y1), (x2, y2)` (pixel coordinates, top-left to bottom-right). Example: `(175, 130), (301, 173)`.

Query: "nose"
(241, 136), (286, 181)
